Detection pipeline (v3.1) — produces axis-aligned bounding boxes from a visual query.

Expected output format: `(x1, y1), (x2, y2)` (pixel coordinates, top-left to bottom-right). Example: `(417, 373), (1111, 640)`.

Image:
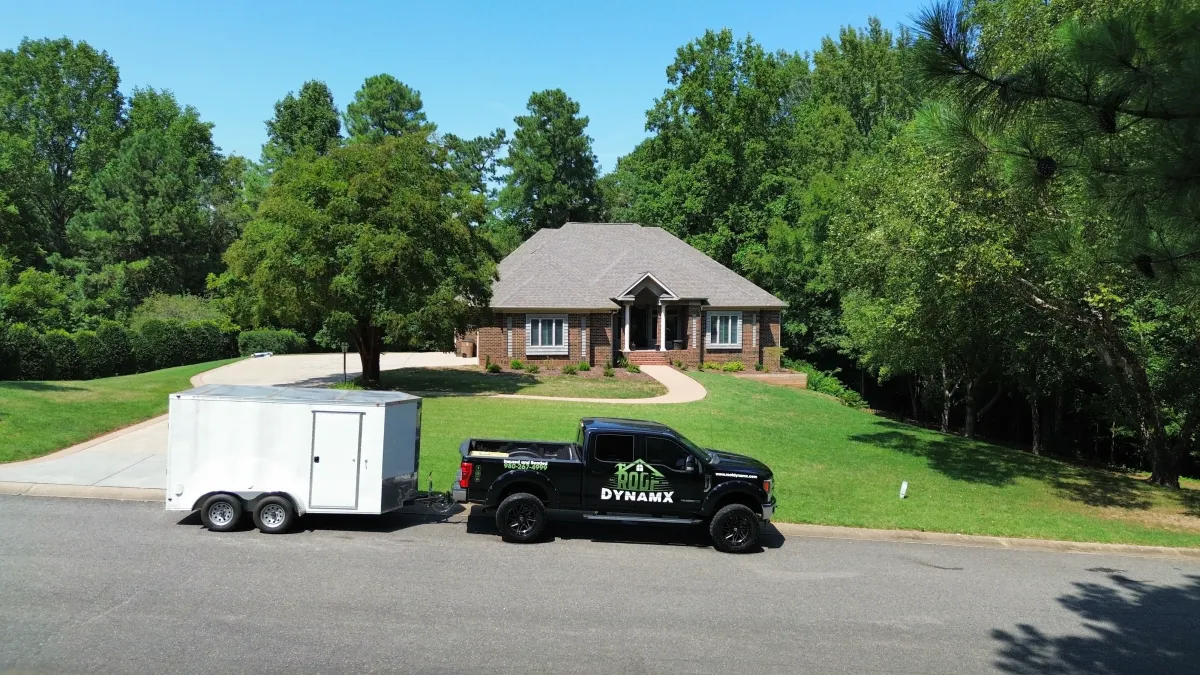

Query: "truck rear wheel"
(200, 493), (243, 532)
(496, 492), (546, 543)
(709, 503), (760, 553)
(253, 496), (295, 534)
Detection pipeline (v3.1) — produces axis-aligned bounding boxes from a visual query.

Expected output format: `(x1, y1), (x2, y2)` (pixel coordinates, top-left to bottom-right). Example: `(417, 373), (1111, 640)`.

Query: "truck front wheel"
(496, 492), (546, 543)
(709, 504), (760, 553)
(200, 493), (243, 532)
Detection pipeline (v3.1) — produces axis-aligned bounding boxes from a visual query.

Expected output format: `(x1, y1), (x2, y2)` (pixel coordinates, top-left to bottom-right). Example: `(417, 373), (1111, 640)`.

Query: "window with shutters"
(526, 314), (567, 355)
(705, 311), (742, 348)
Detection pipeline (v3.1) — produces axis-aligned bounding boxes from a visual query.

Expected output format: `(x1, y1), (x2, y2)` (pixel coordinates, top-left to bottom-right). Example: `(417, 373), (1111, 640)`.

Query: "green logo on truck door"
(601, 459), (673, 503)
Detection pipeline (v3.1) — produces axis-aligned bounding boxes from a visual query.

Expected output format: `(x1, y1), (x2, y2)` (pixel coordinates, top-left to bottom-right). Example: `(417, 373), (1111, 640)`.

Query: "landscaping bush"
(722, 360), (745, 372)
(577, 361), (591, 371)
(134, 319), (187, 372)
(4, 323), (51, 380)
(131, 293), (235, 331)
(603, 366), (615, 377)
(562, 364), (578, 375)
(525, 363), (540, 374)
(72, 330), (103, 379)
(755, 362), (765, 371)
(672, 359), (688, 371)
(701, 361), (721, 371)
(486, 362), (501, 373)
(43, 329), (81, 379)
(181, 320), (235, 364)
(237, 328), (307, 356)
(96, 321), (136, 376)
(509, 358), (524, 370)
(783, 358), (867, 408)
(626, 363), (641, 373)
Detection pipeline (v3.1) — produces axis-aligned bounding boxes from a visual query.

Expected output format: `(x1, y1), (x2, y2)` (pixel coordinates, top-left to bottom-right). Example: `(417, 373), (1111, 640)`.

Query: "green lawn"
(415, 371), (1200, 548)
(378, 366), (666, 399)
(0, 359), (239, 463)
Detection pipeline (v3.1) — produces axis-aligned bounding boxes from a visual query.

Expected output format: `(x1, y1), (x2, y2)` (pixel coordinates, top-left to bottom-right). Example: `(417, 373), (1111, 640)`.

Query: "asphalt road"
(1, 497), (1197, 674)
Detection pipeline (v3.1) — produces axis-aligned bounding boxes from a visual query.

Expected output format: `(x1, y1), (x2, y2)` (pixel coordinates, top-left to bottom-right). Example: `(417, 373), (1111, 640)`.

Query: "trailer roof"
(173, 384), (420, 406)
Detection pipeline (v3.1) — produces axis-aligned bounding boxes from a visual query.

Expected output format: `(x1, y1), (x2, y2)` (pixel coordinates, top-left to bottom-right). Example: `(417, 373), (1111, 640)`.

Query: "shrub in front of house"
(626, 363), (641, 373)
(562, 364), (578, 375)
(237, 328), (307, 356)
(672, 359), (688, 371)
(722, 361), (745, 372)
(509, 358), (524, 370)
(524, 363), (540, 374)
(577, 361), (590, 371)
(486, 362), (502, 373)
(603, 366), (614, 377)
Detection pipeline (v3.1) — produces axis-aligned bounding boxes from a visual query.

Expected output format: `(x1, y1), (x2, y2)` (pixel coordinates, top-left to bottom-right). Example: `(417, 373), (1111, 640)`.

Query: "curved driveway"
(0, 354), (704, 498)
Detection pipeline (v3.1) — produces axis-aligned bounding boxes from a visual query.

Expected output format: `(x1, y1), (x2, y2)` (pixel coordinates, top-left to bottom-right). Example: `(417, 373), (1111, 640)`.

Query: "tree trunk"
(940, 364), (959, 434)
(354, 320), (383, 384)
(908, 376), (920, 423)
(1145, 423), (1179, 488)
(1029, 395), (1041, 456)
(963, 378), (977, 439)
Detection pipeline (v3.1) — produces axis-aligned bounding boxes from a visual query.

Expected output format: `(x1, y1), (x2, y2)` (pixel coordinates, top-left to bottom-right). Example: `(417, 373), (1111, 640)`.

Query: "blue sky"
(4, 0), (920, 172)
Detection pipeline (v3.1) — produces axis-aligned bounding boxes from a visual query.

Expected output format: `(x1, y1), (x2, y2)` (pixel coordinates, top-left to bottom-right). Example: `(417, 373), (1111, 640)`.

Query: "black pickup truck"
(451, 417), (776, 553)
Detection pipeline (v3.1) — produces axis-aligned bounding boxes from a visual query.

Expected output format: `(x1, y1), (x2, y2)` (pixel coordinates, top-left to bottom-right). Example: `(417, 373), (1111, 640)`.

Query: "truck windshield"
(677, 434), (714, 463)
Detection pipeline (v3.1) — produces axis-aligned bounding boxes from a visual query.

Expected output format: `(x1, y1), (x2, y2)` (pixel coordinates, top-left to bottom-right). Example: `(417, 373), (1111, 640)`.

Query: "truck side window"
(645, 436), (691, 471)
(592, 434), (634, 463)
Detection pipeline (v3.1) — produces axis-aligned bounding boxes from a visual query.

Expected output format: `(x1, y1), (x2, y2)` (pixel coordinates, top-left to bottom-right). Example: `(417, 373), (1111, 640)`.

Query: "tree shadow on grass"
(378, 368), (537, 395)
(849, 420), (1153, 511)
(991, 572), (1200, 674)
(0, 381), (86, 392)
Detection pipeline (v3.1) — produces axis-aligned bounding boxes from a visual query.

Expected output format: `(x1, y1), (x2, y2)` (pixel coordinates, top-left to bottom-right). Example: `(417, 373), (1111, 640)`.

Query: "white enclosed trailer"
(166, 384), (422, 533)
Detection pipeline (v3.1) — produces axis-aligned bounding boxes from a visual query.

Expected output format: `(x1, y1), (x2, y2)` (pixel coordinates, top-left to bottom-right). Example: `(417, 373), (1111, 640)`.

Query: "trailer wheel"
(200, 493), (243, 532)
(495, 492), (546, 543)
(253, 496), (295, 534)
(709, 503), (760, 553)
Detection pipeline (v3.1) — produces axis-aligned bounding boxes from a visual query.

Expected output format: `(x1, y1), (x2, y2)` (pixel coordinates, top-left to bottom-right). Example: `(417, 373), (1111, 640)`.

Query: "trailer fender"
(484, 470), (561, 509)
(191, 491), (307, 516)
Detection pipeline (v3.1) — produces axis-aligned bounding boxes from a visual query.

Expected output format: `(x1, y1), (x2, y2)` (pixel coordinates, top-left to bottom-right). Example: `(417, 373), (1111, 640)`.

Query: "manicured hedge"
(237, 329), (307, 356)
(0, 319), (263, 381)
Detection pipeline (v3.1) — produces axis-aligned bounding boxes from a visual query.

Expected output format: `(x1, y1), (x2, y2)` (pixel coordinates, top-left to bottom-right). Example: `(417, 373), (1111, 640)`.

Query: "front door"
(642, 435), (706, 513)
(309, 411), (363, 509)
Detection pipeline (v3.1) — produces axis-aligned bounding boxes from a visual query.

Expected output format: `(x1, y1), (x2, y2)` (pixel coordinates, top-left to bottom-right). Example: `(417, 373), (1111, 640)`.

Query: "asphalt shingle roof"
(490, 223), (786, 310)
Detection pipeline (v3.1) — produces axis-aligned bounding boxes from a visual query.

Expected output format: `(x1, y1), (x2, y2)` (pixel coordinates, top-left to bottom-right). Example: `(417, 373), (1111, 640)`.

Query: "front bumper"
(761, 497), (776, 522)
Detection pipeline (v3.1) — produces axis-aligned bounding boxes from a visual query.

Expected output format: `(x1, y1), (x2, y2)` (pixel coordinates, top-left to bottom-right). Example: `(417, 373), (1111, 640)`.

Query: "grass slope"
(0, 359), (239, 463)
(379, 367), (666, 399)
(416, 372), (1200, 548)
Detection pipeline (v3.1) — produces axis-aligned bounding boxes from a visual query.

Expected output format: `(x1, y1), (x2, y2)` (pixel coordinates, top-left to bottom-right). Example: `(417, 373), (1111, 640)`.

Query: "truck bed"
(460, 438), (580, 462)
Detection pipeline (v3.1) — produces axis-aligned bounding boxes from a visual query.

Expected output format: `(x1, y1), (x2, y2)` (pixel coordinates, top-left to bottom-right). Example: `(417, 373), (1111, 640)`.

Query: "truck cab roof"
(579, 417), (676, 434)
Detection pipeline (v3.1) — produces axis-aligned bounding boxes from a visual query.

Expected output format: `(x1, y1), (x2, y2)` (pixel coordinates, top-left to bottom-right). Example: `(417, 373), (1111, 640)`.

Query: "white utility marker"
(899, 481), (909, 499)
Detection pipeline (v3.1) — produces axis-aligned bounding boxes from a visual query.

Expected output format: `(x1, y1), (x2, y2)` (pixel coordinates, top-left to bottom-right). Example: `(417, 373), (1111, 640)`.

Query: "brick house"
(474, 222), (786, 370)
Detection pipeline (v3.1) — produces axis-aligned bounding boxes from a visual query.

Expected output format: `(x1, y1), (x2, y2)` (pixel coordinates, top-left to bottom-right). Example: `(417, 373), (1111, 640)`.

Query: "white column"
(659, 299), (667, 351)
(623, 304), (631, 352)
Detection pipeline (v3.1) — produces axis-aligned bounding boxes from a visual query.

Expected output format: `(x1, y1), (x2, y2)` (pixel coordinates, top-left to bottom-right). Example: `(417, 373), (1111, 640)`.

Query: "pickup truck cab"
(452, 417), (776, 553)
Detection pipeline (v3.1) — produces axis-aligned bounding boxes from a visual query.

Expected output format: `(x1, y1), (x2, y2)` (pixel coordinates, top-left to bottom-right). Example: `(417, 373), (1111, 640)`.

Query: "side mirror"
(684, 456), (697, 473)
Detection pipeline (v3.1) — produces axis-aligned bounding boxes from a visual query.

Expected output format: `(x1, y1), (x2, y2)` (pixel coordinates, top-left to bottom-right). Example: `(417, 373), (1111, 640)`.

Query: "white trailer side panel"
(166, 385), (420, 516)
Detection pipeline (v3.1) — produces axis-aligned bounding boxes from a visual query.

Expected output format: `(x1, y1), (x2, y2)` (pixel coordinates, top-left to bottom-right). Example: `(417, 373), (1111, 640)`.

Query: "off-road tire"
(495, 492), (546, 543)
(709, 503), (760, 553)
(252, 496), (295, 534)
(200, 493), (243, 532)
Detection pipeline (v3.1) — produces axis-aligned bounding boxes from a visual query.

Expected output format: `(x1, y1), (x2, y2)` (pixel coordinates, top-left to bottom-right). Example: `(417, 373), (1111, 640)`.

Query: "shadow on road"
(465, 508), (785, 553)
(990, 572), (1200, 674)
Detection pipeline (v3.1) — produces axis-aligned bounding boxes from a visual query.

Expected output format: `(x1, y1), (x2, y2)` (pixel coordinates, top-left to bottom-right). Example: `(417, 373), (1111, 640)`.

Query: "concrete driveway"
(0, 352), (473, 496)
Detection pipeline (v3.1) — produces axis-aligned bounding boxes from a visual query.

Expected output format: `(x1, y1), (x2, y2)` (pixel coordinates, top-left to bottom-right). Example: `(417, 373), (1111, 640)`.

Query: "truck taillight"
(459, 462), (474, 488)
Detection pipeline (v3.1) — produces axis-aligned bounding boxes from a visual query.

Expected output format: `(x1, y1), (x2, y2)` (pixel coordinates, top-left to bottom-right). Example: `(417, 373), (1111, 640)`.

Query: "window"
(645, 436), (692, 472)
(527, 314), (567, 355)
(592, 434), (635, 463)
(706, 311), (742, 348)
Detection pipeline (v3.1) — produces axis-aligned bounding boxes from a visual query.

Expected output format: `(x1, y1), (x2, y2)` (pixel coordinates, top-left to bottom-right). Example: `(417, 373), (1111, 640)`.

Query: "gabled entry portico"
(615, 273), (688, 360)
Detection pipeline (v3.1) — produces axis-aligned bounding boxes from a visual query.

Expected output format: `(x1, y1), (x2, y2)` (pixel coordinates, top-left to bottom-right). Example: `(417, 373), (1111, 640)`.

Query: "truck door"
(642, 435), (706, 514)
(583, 432), (641, 512)
(309, 411), (363, 509)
